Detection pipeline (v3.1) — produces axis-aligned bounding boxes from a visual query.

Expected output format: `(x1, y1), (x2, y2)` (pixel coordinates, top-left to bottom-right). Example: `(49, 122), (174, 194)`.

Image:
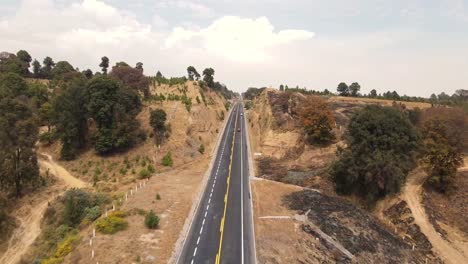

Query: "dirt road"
(0, 152), (87, 264)
(402, 168), (468, 264)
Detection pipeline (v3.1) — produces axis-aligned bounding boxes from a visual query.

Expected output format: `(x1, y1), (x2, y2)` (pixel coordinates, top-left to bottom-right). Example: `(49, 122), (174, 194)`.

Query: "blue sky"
(1, 0), (467, 96)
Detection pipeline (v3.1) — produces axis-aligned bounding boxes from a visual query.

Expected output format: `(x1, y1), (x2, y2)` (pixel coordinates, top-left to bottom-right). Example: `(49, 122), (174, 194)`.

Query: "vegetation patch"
(95, 210), (128, 234)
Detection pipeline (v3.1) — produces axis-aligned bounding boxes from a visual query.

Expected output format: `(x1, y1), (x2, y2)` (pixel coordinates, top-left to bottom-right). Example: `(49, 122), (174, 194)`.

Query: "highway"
(176, 102), (256, 264)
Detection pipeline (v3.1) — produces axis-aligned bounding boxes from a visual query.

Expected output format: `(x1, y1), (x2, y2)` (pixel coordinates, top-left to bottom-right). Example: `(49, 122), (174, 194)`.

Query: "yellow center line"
(216, 104), (238, 264)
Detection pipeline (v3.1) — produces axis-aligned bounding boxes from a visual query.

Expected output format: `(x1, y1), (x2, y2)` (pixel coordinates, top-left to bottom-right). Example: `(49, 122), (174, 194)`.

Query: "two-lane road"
(176, 102), (256, 264)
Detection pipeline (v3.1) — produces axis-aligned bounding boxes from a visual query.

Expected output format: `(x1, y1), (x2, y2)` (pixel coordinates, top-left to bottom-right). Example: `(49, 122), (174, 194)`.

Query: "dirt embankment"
(0, 154), (87, 264)
(376, 164), (468, 264)
(253, 179), (431, 263)
(45, 81), (228, 263)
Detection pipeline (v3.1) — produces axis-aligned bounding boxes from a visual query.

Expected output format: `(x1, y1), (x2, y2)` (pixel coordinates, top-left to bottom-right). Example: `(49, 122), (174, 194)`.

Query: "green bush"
(198, 144), (205, 154)
(147, 164), (156, 174)
(139, 168), (150, 179)
(84, 206), (101, 221)
(145, 210), (159, 229)
(156, 193), (161, 200)
(95, 211), (128, 234)
(61, 190), (109, 228)
(162, 152), (173, 167)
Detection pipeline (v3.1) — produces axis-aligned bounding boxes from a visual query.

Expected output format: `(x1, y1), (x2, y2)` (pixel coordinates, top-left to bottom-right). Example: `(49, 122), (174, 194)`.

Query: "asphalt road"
(176, 102), (256, 264)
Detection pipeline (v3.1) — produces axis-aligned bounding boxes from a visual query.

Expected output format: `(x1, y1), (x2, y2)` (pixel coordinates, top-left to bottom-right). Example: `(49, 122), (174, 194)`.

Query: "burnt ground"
(284, 190), (437, 264)
(422, 171), (468, 239)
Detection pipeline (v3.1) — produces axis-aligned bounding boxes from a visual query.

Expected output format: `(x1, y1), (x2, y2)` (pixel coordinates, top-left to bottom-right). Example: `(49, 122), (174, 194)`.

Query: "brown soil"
(64, 157), (212, 264)
(0, 154), (86, 264)
(423, 170), (468, 237)
(252, 179), (338, 263)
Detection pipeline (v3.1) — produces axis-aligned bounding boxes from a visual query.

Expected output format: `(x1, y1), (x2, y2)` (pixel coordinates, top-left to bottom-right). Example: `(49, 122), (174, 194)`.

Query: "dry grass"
(328, 96), (432, 109)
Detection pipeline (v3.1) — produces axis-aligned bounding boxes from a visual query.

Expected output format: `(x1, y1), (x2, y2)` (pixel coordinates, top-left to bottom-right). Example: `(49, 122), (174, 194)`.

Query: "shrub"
(145, 210), (159, 229)
(156, 193), (161, 200)
(162, 152), (173, 167)
(61, 190), (109, 228)
(84, 206), (101, 221)
(198, 144), (205, 154)
(147, 164), (156, 174)
(95, 211), (128, 234)
(139, 168), (150, 179)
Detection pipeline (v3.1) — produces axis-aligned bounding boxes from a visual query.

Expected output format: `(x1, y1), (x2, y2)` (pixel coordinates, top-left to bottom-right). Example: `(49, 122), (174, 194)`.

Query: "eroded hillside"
(246, 88), (466, 263)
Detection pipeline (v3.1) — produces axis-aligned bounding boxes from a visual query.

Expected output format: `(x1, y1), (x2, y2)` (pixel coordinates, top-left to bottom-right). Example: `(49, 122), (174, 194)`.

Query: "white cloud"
(156, 0), (213, 18)
(0, 0), (466, 97)
(165, 16), (314, 62)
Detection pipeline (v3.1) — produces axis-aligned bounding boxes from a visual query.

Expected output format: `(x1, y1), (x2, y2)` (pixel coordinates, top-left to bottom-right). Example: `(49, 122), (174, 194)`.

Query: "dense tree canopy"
(99, 56), (109, 74)
(202, 68), (215, 87)
(54, 77), (89, 160)
(187, 66), (200, 81)
(349, 82), (361, 96)
(0, 73), (40, 197)
(110, 65), (150, 98)
(337, 82), (349, 96)
(330, 105), (420, 205)
(86, 76), (142, 154)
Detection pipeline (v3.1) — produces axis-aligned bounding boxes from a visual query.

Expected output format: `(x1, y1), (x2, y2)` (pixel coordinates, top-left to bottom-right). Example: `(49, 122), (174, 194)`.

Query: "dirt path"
(402, 168), (468, 264)
(0, 152), (87, 264)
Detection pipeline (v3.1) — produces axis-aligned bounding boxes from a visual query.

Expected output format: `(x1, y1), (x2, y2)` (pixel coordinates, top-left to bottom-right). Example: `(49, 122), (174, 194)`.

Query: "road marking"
(206, 204), (209, 210)
(240, 105), (245, 264)
(197, 236), (200, 245)
(180, 104), (236, 264)
(191, 259), (194, 264)
(202, 218), (206, 225)
(208, 198), (211, 204)
(193, 247), (197, 257)
(216, 103), (239, 264)
(200, 226), (203, 234)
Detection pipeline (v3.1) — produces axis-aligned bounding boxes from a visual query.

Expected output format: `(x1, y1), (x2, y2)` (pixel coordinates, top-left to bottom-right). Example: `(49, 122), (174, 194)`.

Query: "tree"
(0, 53), (23, 75)
(155, 71), (163, 79)
(83, 69), (93, 79)
(420, 108), (466, 192)
(0, 72), (29, 99)
(32, 59), (41, 78)
(39, 102), (54, 133)
(279, 84), (284, 91)
(202, 68), (215, 87)
(54, 77), (89, 160)
(135, 62), (143, 72)
(42, 56), (55, 79)
(330, 105), (420, 205)
(369, 89), (377, 98)
(299, 96), (335, 145)
(149, 109), (168, 146)
(349, 82), (361, 96)
(337, 82), (349, 96)
(0, 98), (39, 197)
(16, 50), (32, 76)
(51, 61), (75, 79)
(187, 66), (200, 81)
(86, 75), (142, 154)
(110, 65), (150, 98)
(99, 56), (109, 74)
(115, 61), (129, 68)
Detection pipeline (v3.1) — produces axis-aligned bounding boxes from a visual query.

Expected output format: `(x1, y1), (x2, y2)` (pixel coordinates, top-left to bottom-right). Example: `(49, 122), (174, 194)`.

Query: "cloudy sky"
(1, 0), (467, 96)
